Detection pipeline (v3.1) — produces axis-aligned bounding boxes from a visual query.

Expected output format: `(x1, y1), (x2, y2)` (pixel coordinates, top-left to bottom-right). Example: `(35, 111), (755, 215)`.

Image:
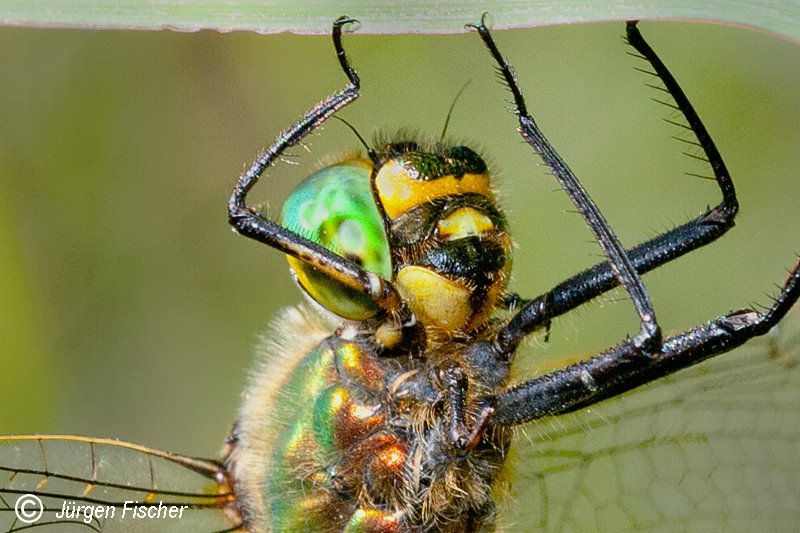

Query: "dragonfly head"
(281, 140), (511, 335)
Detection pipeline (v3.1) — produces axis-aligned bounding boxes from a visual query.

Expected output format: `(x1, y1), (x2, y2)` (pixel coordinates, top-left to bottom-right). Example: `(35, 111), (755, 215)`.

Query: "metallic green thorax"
(260, 334), (509, 531)
(267, 341), (336, 531)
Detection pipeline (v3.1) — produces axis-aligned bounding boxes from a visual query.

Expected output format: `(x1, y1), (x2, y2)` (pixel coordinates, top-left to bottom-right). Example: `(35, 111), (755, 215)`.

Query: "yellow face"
(371, 146), (512, 335)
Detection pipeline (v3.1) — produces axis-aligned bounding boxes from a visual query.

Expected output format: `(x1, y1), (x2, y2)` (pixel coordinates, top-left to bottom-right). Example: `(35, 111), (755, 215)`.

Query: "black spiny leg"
(469, 17), (661, 356)
(228, 17), (400, 313)
(484, 259), (800, 425)
(496, 21), (739, 354)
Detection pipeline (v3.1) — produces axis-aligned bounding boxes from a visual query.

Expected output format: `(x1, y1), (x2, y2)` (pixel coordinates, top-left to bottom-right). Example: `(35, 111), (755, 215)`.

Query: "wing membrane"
(0, 436), (242, 532)
(503, 313), (800, 532)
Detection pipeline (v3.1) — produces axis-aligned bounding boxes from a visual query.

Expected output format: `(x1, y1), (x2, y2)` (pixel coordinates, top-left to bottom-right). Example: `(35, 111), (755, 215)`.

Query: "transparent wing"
(0, 436), (242, 532)
(502, 312), (800, 532)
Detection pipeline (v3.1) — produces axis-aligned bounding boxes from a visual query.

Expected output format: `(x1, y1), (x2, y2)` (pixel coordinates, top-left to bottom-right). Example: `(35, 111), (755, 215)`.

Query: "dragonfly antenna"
(332, 116), (377, 163)
(440, 79), (473, 142)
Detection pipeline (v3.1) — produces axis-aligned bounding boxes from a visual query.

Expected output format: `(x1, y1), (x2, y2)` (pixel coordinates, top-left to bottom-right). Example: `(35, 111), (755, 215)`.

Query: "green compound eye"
(281, 160), (391, 320)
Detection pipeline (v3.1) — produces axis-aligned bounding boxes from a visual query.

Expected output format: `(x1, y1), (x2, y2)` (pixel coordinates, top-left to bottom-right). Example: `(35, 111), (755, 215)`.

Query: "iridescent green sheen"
(269, 400), (323, 530)
(343, 508), (398, 533)
(311, 385), (344, 454)
(267, 341), (338, 530)
(277, 341), (336, 416)
(343, 510), (370, 533)
(281, 161), (391, 320)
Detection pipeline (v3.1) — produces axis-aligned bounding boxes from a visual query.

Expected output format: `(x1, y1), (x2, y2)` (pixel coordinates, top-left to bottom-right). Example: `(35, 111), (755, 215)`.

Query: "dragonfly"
(1, 17), (799, 533)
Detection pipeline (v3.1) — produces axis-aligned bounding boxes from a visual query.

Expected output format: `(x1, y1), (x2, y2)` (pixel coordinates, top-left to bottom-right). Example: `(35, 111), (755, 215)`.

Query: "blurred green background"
(0, 20), (798, 529)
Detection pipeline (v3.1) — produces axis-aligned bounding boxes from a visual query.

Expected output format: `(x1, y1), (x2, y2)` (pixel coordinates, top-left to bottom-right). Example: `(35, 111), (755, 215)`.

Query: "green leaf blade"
(1, 0), (799, 42)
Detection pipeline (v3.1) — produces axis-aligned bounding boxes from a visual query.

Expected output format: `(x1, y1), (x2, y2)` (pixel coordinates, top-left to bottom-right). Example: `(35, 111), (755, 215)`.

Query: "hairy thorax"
(225, 307), (513, 532)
